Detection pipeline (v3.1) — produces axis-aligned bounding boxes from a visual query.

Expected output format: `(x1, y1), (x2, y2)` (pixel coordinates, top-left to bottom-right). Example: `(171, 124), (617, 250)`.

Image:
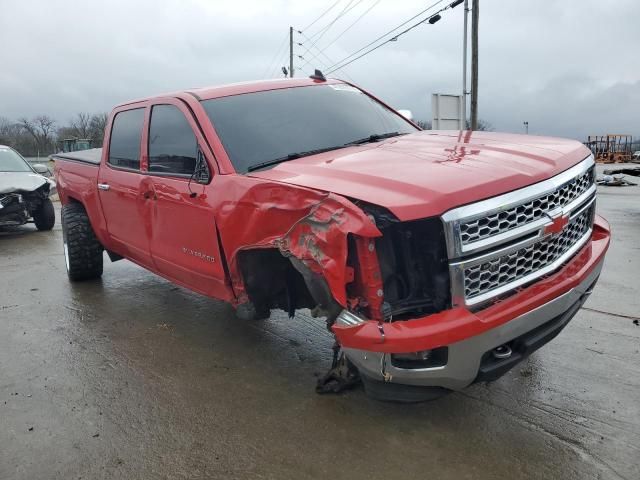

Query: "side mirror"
(32, 163), (50, 175)
(397, 109), (414, 121)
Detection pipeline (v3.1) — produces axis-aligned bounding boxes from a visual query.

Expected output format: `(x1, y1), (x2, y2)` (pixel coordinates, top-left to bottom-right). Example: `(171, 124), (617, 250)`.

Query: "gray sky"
(1, 0), (638, 140)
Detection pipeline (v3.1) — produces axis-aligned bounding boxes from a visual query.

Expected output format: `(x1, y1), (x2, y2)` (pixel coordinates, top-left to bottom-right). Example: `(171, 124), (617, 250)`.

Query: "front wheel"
(33, 198), (55, 231)
(61, 202), (103, 281)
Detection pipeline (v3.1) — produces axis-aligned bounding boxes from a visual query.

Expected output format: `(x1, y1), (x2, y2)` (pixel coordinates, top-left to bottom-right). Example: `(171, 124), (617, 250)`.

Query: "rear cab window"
(108, 108), (145, 170)
(148, 105), (197, 176)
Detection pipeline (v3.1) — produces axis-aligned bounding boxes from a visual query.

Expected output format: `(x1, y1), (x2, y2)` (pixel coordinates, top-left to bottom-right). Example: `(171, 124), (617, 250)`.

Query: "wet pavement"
(1, 168), (639, 479)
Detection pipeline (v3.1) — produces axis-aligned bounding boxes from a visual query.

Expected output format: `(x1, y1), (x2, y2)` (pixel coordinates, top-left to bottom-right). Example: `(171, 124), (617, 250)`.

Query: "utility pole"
(289, 26), (294, 78)
(470, 0), (479, 130)
(461, 0), (469, 130)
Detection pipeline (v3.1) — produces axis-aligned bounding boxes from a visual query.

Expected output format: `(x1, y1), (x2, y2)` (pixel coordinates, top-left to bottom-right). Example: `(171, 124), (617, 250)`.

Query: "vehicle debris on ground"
(596, 174), (637, 186)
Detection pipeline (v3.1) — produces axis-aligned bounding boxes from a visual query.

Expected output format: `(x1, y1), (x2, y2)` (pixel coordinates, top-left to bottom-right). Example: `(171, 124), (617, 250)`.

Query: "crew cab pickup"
(53, 77), (610, 402)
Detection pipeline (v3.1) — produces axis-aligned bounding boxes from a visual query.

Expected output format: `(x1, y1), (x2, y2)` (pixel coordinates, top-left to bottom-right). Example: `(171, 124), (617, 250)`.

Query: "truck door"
(97, 107), (154, 267)
(145, 100), (230, 299)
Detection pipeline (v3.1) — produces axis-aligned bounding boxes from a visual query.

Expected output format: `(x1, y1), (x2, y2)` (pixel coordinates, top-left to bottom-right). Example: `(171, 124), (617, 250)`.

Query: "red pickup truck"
(53, 76), (610, 401)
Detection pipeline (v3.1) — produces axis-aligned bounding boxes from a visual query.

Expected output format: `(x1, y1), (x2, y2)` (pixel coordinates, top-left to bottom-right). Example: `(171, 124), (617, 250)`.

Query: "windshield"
(201, 84), (418, 173)
(0, 147), (32, 172)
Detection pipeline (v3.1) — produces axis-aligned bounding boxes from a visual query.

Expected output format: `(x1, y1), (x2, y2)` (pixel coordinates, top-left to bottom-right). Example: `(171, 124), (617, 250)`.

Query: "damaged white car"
(0, 145), (56, 230)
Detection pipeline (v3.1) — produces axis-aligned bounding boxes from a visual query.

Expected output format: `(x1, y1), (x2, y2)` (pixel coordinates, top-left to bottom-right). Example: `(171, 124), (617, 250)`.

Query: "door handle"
(97, 183), (110, 191)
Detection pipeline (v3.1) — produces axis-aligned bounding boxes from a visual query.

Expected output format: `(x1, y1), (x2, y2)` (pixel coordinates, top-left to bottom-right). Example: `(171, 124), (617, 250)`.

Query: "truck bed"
(53, 148), (107, 244)
(51, 148), (102, 165)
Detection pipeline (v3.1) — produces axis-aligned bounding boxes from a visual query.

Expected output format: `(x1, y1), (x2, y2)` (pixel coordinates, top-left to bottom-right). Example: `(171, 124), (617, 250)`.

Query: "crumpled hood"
(0, 171), (53, 195)
(248, 130), (592, 221)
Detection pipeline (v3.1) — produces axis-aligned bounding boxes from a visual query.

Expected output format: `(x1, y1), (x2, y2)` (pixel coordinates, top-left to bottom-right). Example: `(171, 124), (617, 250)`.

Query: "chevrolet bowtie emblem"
(544, 213), (569, 235)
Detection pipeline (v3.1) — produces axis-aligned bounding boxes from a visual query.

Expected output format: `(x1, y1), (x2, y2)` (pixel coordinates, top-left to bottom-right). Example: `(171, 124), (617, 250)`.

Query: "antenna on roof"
(309, 69), (326, 82)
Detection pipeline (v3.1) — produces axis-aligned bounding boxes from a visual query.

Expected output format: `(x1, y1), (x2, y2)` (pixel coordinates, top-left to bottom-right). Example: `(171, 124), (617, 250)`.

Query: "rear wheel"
(33, 198), (55, 231)
(61, 202), (103, 281)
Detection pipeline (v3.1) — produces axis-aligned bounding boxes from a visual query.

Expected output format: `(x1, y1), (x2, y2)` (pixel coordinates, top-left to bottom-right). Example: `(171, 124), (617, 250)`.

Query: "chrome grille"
(459, 167), (594, 246)
(442, 155), (596, 307)
(463, 203), (594, 299)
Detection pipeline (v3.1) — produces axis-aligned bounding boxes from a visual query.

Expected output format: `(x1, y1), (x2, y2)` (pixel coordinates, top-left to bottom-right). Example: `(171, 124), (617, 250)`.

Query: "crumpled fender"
(214, 176), (381, 306)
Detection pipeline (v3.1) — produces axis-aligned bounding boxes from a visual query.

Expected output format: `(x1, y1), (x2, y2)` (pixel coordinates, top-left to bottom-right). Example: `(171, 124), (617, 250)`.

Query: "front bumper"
(336, 215), (610, 390)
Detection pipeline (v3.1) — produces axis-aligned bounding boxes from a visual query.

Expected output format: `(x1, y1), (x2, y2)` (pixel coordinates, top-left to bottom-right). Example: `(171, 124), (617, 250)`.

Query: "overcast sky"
(1, 0), (638, 140)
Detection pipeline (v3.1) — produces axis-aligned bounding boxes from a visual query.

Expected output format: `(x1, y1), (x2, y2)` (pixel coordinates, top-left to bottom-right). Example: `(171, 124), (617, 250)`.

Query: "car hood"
(0, 171), (53, 195)
(248, 130), (592, 221)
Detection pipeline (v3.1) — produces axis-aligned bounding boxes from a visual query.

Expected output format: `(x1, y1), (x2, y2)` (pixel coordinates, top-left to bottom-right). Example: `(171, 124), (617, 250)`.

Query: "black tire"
(61, 202), (103, 281)
(33, 198), (55, 231)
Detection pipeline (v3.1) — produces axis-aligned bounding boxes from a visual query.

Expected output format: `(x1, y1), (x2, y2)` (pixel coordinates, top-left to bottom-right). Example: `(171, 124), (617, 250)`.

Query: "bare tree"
(0, 117), (15, 140)
(476, 119), (493, 131)
(57, 126), (76, 140)
(56, 112), (109, 149)
(71, 112), (92, 139)
(89, 113), (108, 146)
(0, 116), (11, 133)
(1, 117), (33, 153)
(35, 115), (56, 141)
(18, 115), (56, 154)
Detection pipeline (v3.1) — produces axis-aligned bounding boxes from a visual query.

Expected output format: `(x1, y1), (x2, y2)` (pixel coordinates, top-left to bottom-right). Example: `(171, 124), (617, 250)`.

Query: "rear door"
(145, 99), (229, 298)
(97, 107), (154, 267)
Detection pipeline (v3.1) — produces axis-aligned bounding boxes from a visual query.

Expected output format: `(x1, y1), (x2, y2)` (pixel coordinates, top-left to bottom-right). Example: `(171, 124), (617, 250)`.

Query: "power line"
(304, 0), (360, 47)
(300, 0), (342, 32)
(325, 0), (445, 72)
(326, 0), (462, 74)
(297, 0), (362, 78)
(274, 0), (357, 81)
(262, 31), (290, 78)
(299, 0), (382, 71)
(296, 31), (357, 82)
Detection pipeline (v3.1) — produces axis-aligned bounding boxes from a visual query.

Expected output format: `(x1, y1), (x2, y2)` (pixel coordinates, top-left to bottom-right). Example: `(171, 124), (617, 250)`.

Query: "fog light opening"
(390, 347), (448, 369)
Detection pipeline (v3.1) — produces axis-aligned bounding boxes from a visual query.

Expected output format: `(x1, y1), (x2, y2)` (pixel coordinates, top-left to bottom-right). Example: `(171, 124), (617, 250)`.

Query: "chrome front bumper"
(344, 256), (604, 391)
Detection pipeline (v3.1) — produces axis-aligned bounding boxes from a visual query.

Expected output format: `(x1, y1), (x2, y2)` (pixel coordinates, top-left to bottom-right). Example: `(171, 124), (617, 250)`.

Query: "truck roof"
(117, 77), (343, 108)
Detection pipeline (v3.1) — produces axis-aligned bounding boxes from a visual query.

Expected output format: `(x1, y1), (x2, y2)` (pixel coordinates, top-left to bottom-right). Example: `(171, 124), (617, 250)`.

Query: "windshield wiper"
(246, 132), (408, 172)
(246, 145), (347, 172)
(344, 131), (407, 146)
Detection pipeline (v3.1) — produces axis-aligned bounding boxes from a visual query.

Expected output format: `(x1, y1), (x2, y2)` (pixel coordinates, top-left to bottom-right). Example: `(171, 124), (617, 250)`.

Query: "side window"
(148, 105), (197, 175)
(108, 108), (144, 169)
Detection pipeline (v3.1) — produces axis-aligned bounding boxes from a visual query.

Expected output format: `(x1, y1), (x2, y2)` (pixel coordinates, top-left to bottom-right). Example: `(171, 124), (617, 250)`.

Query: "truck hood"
(0, 171), (54, 195)
(248, 130), (592, 221)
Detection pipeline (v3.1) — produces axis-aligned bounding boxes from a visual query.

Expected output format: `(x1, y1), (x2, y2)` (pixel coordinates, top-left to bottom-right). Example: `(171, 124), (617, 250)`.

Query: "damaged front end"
(220, 182), (451, 395)
(229, 191), (382, 325)
(317, 205), (452, 394)
(0, 178), (55, 228)
(343, 202), (450, 324)
(0, 186), (51, 227)
(0, 192), (31, 227)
